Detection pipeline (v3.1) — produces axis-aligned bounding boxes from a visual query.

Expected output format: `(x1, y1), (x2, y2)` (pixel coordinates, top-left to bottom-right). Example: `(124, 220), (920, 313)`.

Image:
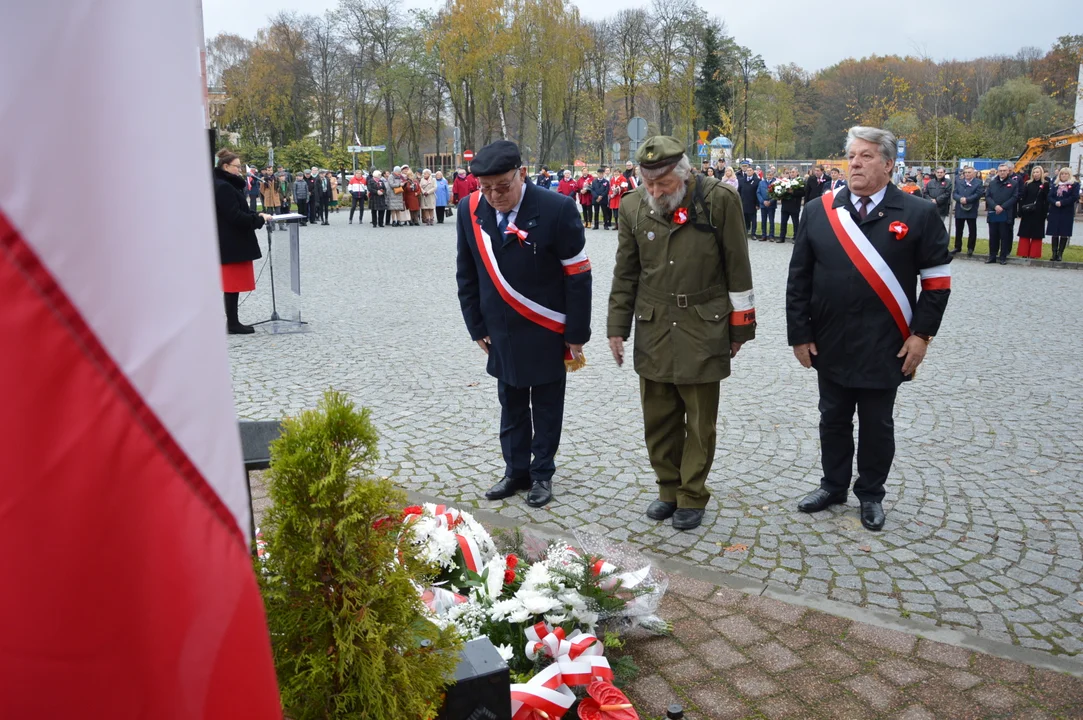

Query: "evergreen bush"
(258, 390), (462, 720)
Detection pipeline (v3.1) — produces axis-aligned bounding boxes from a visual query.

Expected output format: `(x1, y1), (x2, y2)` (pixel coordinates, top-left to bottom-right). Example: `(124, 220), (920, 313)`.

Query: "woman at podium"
(214, 149), (273, 335)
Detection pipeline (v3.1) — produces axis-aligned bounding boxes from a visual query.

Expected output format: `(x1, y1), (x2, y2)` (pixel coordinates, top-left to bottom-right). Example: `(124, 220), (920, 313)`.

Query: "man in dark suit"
(786, 126), (951, 531)
(456, 140), (592, 508)
(805, 164), (829, 203)
(985, 163), (1017, 265)
(828, 167), (847, 192)
(736, 161), (761, 239)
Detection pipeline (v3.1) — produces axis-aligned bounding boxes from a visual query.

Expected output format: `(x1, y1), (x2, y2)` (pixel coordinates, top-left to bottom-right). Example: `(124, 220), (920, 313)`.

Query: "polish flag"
(0, 3), (281, 718)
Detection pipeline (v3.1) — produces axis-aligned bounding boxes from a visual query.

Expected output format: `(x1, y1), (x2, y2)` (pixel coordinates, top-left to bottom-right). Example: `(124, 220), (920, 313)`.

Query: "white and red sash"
(469, 191), (589, 335)
(821, 189), (913, 340)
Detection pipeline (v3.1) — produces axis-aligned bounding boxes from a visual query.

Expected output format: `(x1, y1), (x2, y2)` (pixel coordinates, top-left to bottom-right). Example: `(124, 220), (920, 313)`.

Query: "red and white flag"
(0, 3), (281, 718)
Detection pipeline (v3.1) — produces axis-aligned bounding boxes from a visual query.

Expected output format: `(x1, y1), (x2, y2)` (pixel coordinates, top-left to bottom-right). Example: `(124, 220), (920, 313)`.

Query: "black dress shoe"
(646, 500), (677, 521)
(526, 479), (552, 508)
(860, 501), (886, 531)
(966, 251), (973, 257)
(775, 238), (785, 243)
(227, 322), (255, 335)
(797, 488), (847, 513)
(484, 475), (530, 501)
(672, 508), (704, 531)
(985, 257), (997, 264)
(998, 259), (1007, 265)
(950, 248), (961, 254)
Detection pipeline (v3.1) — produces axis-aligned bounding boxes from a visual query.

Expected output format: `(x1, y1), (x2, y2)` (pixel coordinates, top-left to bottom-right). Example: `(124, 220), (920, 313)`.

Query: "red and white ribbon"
(560, 249), (591, 276)
(511, 664), (576, 720)
(524, 622), (613, 687)
(919, 264), (951, 291)
(506, 222), (529, 243)
(821, 189), (913, 340)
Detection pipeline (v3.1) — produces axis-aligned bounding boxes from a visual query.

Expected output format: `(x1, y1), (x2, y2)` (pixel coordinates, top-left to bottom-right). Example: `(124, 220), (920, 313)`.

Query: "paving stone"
(841, 674), (898, 712)
(755, 694), (806, 720)
(659, 657), (714, 684)
(844, 623), (917, 655)
(803, 643), (861, 679)
(694, 638), (749, 671)
(802, 612), (851, 637)
(892, 705), (936, 720)
(625, 673), (674, 716)
(968, 684), (1020, 711)
(915, 638), (972, 668)
(942, 670), (983, 690)
(685, 684), (749, 720)
(747, 596), (806, 625)
(640, 638), (688, 666)
(748, 642), (804, 673)
(712, 615), (769, 647)
(670, 616), (718, 645)
(667, 574), (718, 601)
(875, 658), (929, 686)
(724, 666), (783, 698)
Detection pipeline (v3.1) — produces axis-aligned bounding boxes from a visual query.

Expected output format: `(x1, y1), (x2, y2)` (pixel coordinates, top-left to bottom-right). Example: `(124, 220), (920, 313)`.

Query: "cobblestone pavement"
(622, 574), (1083, 720)
(230, 214), (1083, 657)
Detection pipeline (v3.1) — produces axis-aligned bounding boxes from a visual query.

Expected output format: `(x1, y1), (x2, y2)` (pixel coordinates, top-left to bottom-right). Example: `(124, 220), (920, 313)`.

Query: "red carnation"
(889, 221), (908, 240)
(504, 569), (516, 585)
(372, 516), (394, 532)
(506, 554), (519, 570)
(401, 505), (423, 519)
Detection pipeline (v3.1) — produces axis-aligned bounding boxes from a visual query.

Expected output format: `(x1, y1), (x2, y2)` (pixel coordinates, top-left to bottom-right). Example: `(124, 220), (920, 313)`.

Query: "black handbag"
(1020, 202), (1037, 214)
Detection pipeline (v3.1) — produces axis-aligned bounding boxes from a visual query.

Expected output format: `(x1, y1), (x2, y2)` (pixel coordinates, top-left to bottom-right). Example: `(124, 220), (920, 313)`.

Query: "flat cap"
(635, 136), (685, 170)
(470, 140), (522, 177)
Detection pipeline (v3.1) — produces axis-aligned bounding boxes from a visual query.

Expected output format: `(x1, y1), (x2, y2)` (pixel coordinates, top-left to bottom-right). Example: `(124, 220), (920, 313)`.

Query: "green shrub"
(258, 390), (462, 719)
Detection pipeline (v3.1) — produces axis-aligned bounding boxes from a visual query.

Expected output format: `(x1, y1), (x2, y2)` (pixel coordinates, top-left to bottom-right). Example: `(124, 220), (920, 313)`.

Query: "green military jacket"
(607, 175), (756, 384)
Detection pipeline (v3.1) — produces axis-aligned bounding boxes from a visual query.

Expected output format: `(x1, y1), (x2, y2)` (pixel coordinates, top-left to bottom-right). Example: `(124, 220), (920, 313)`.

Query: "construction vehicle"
(1013, 125), (1083, 173)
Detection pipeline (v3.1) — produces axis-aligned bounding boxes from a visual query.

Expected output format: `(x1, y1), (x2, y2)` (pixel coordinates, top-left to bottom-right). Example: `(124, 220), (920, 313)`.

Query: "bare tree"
(613, 8), (649, 121)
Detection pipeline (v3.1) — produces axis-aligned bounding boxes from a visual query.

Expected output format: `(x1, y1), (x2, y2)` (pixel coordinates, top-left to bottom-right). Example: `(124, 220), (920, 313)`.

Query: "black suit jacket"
(786, 184), (951, 389)
(456, 182), (592, 387)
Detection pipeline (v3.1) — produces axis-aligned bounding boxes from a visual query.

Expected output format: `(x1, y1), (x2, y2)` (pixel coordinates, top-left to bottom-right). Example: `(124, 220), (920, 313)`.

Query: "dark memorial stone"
(438, 638), (512, 720)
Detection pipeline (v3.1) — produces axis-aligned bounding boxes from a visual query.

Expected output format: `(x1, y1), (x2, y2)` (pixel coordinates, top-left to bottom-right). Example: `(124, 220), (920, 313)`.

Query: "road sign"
(612, 141), (621, 153)
(627, 117), (647, 143)
(348, 145), (386, 153)
(453, 126), (461, 156)
(698, 130), (709, 144)
(463, 149), (475, 162)
(347, 146), (362, 153)
(698, 145), (709, 158)
(897, 138), (907, 160)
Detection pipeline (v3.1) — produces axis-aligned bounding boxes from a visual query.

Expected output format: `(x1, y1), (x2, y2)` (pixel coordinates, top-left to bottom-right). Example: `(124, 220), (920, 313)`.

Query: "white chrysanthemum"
(443, 600), (487, 639)
(545, 612), (568, 625)
(480, 555), (507, 600)
(495, 644), (515, 662)
(490, 598), (523, 621)
(508, 605), (532, 623)
(518, 588), (560, 615)
(409, 518), (460, 569)
(521, 562), (553, 591)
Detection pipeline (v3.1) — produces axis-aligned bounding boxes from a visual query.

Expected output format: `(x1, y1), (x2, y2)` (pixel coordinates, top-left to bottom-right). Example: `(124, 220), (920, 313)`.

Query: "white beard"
(645, 183), (687, 215)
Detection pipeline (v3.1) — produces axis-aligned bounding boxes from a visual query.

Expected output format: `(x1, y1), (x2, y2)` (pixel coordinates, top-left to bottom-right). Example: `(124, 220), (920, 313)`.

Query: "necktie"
(857, 196), (870, 220)
(497, 213), (509, 237)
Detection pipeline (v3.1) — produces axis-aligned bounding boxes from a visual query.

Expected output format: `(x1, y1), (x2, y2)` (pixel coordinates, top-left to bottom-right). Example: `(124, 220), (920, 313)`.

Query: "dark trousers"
(383, 209), (392, 226)
(370, 207), (383, 226)
(597, 205), (612, 229)
(760, 207), (776, 238)
(296, 199), (308, 224)
(989, 222), (1012, 260)
(349, 194), (365, 222)
(640, 378), (720, 509)
(436, 206), (447, 223)
(581, 204), (594, 228)
(954, 217), (976, 252)
(744, 211), (757, 237)
(248, 194), (259, 212)
(781, 209), (799, 240)
(320, 202), (330, 224)
(308, 199), (319, 224)
(817, 374), (898, 503)
(497, 376), (566, 483)
(280, 200), (290, 215)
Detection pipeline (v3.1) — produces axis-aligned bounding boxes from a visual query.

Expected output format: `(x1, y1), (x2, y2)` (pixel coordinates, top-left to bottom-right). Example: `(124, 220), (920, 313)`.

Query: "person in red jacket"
(575, 170), (594, 228)
(609, 170), (632, 231)
(451, 167), (478, 205)
(557, 169), (576, 197)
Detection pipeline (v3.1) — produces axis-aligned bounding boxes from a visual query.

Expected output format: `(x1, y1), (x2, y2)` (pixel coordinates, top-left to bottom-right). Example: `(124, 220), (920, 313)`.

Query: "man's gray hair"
(639, 155), (692, 183)
(845, 126), (897, 165)
(936, 166), (946, 172)
(998, 162), (1012, 170)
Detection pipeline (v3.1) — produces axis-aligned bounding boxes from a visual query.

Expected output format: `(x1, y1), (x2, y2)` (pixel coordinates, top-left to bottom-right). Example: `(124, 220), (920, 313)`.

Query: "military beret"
(636, 136), (685, 170)
(470, 140), (522, 177)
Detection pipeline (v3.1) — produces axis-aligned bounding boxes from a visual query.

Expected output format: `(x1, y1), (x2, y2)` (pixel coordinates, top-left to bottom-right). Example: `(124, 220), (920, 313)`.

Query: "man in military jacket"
(456, 141), (592, 508)
(607, 136), (756, 531)
(787, 126), (951, 532)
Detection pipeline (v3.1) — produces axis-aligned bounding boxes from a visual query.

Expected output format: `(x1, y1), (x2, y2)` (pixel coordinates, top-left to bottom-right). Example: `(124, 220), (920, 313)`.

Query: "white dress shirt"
(496, 184), (528, 228)
(850, 185), (888, 215)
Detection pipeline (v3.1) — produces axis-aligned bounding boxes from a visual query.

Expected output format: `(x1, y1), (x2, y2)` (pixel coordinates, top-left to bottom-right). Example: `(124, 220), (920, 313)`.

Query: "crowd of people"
(235, 150), (1080, 267)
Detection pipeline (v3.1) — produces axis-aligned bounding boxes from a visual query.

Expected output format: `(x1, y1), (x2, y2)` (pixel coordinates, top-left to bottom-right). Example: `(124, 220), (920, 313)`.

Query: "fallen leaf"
(915, 521), (924, 526)
(1077, 600), (1083, 607)
(466, 382), (479, 387)
(859, 545), (871, 552)
(723, 543), (749, 553)
(761, 505), (769, 511)
(960, 535), (968, 543)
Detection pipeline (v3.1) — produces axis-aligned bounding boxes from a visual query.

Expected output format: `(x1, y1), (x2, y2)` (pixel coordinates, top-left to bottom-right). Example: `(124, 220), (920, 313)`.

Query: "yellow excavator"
(1013, 125), (1083, 172)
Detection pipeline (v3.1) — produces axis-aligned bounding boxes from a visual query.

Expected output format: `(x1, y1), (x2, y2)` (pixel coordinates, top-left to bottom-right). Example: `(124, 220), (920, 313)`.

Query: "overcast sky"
(203, 0), (1081, 73)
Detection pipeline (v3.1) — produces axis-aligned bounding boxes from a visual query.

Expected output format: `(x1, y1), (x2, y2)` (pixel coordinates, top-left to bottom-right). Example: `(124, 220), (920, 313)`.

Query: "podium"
(252, 213), (309, 334)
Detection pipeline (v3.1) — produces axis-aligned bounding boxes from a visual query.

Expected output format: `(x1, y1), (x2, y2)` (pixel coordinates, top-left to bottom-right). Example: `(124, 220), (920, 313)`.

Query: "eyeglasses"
(478, 169), (520, 195)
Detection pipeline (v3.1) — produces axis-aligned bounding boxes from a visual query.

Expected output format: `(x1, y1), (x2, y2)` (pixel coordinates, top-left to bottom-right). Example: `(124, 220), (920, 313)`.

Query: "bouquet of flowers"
(772, 176), (805, 200)
(392, 503), (668, 720)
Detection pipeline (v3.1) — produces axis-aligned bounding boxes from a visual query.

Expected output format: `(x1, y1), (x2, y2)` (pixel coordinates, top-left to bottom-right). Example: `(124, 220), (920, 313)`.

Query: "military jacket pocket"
(689, 296), (732, 358)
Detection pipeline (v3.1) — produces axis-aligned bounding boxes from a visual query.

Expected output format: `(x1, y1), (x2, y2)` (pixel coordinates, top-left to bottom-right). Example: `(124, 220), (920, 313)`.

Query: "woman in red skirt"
(609, 171), (632, 231)
(214, 149), (273, 334)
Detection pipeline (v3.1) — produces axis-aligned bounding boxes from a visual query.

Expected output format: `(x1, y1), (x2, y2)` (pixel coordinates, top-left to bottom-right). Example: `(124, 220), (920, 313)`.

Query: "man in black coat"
(456, 140), (592, 508)
(786, 126), (951, 532)
(923, 166), (953, 228)
(984, 163), (1018, 264)
(736, 161), (761, 239)
(805, 165), (829, 203)
(591, 168), (611, 230)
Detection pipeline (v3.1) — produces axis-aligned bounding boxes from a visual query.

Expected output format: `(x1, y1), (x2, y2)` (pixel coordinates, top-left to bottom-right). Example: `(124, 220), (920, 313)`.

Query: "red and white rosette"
(420, 585), (469, 614)
(524, 622), (613, 687)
